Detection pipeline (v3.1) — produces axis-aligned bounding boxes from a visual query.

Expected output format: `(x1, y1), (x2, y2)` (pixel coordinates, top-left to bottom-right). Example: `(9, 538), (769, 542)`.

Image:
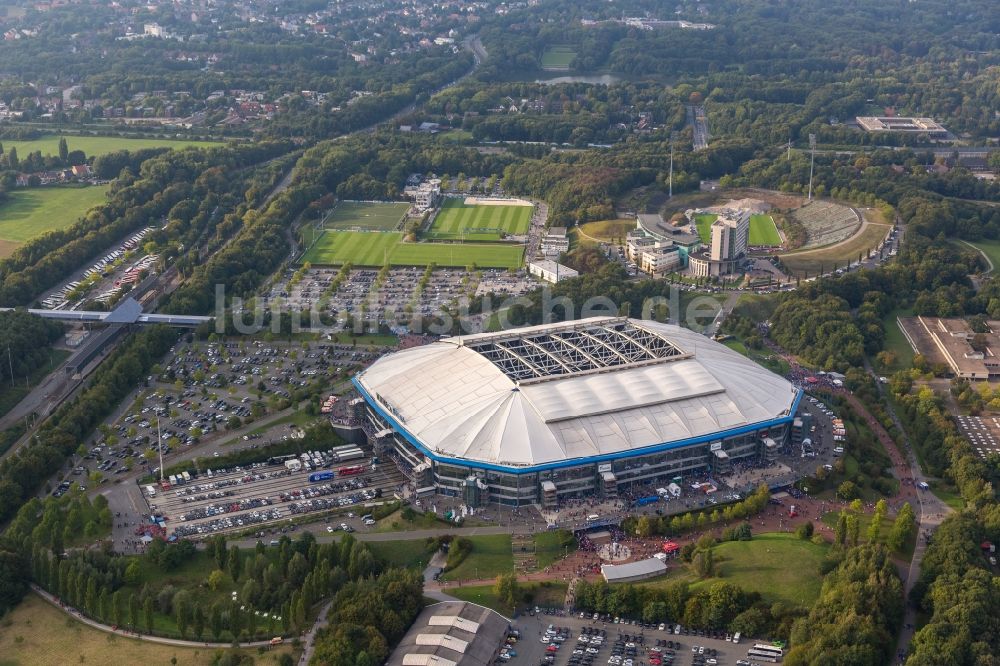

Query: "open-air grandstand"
(791, 201), (860, 249)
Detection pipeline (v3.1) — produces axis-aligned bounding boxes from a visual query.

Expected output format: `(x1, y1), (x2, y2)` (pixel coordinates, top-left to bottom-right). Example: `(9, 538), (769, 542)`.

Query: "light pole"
(668, 131), (677, 198)
(808, 134), (817, 201)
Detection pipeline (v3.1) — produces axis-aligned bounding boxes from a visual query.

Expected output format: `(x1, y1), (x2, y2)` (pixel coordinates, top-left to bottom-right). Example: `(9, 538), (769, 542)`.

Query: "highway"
(0, 37), (487, 466)
(687, 104), (710, 151)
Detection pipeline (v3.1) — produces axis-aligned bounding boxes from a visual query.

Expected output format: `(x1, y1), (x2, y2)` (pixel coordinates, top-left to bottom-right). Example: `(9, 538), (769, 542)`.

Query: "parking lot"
(512, 614), (760, 666)
(263, 266), (537, 328)
(146, 445), (407, 538)
(956, 414), (1000, 460)
(61, 340), (380, 495)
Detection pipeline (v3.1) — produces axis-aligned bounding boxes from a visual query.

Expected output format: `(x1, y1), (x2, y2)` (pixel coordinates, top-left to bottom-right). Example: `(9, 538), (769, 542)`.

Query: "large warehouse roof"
(386, 601), (510, 666)
(356, 317), (799, 470)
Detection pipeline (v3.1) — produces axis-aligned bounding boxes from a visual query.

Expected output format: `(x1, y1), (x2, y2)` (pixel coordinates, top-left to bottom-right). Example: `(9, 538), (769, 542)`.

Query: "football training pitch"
(325, 201), (410, 230)
(0, 134), (223, 158)
(694, 212), (781, 246)
(0, 184), (110, 257)
(301, 230), (524, 269)
(750, 214), (781, 245)
(541, 46), (576, 69)
(425, 198), (532, 241)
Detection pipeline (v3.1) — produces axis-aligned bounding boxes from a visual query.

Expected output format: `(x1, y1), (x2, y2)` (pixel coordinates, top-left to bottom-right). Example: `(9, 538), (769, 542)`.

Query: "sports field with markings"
(425, 198), (532, 241)
(325, 201), (410, 230)
(694, 212), (781, 246)
(301, 230), (524, 269)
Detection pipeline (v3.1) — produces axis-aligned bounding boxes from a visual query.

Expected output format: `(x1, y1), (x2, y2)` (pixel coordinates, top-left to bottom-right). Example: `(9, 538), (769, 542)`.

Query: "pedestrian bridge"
(2, 297), (212, 328)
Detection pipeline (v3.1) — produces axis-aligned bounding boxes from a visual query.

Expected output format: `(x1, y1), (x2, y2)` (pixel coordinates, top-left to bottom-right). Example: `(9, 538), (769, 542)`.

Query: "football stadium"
(355, 317), (802, 507)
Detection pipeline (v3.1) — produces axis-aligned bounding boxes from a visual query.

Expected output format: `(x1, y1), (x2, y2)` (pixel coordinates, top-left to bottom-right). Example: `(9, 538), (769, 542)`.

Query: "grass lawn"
(695, 213), (778, 246)
(958, 238), (1000, 274)
(639, 533), (829, 608)
(878, 306), (914, 372)
(0, 134), (223, 159)
(541, 46), (576, 69)
(325, 201), (410, 231)
(780, 222), (891, 276)
(441, 534), (514, 582)
(534, 530), (577, 569)
(221, 410), (321, 445)
(694, 213), (717, 244)
(301, 230), (523, 269)
(723, 338), (790, 377)
(0, 594), (296, 666)
(367, 538), (436, 569)
(723, 339), (749, 355)
(820, 509), (913, 558)
(750, 214), (781, 246)
(576, 219), (636, 245)
(929, 484), (965, 511)
(449, 581), (568, 617)
(426, 198), (532, 240)
(373, 508), (454, 533)
(0, 185), (109, 256)
(0, 348), (69, 417)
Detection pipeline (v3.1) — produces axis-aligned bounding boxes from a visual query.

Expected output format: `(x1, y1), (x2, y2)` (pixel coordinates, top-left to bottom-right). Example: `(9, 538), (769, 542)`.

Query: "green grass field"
(441, 534), (514, 582)
(879, 307), (914, 372)
(694, 213), (717, 244)
(638, 533), (829, 608)
(0, 185), (110, 257)
(325, 201), (410, 230)
(0, 134), (223, 158)
(301, 230), (524, 269)
(426, 199), (532, 241)
(958, 238), (1000, 273)
(929, 484), (966, 511)
(694, 213), (779, 246)
(541, 46), (577, 69)
(750, 214), (781, 245)
(449, 581), (568, 617)
(574, 219), (637, 246)
(534, 529), (577, 569)
(0, 594), (297, 666)
(367, 538), (436, 569)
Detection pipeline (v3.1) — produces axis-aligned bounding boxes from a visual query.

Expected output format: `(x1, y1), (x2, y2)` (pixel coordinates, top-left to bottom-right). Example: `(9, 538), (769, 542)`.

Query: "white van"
(586, 514), (600, 522)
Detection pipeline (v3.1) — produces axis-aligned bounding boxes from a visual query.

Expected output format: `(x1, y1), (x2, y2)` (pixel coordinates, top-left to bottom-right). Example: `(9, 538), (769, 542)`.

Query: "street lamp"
(808, 134), (817, 200)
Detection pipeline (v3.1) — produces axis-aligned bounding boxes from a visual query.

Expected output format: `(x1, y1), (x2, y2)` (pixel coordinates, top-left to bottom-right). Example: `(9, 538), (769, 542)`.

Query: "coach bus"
(337, 464), (366, 477)
(746, 644), (783, 662)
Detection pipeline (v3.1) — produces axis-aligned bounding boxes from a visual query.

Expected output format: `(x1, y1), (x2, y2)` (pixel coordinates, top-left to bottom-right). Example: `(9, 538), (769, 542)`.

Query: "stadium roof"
(355, 317), (800, 471)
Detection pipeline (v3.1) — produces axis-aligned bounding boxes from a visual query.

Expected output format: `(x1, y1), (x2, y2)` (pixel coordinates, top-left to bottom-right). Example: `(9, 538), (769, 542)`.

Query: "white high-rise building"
(709, 210), (750, 262)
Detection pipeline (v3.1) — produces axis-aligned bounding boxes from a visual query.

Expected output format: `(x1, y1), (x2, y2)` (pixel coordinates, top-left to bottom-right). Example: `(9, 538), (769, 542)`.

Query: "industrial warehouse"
(355, 317), (802, 507)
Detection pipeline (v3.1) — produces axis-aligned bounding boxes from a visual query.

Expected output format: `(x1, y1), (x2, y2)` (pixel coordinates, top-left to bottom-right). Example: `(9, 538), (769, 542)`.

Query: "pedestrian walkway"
(30, 584), (275, 649)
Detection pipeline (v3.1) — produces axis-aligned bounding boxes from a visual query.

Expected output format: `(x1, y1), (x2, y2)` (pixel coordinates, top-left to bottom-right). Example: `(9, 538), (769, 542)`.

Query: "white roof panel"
(357, 318), (798, 468)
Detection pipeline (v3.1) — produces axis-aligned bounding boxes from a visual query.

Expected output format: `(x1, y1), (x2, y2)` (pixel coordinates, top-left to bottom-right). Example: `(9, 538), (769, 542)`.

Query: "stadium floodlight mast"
(808, 133), (817, 200)
(669, 131), (678, 198)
